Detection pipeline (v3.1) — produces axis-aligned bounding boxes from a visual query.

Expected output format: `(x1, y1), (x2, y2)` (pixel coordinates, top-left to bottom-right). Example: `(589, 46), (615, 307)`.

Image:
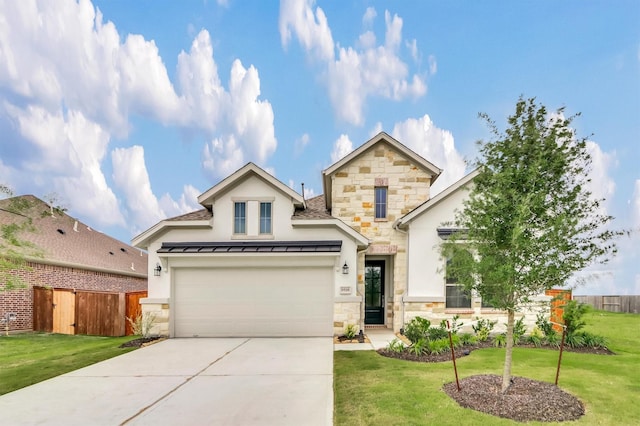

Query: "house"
(0, 195), (147, 332)
(133, 132), (548, 337)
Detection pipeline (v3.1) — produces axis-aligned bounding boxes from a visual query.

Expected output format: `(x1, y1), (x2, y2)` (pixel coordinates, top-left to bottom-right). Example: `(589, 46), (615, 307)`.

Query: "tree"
(441, 97), (622, 393)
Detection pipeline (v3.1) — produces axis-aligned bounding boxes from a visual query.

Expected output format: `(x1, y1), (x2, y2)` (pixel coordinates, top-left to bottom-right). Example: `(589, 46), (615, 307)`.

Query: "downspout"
(393, 219), (409, 333)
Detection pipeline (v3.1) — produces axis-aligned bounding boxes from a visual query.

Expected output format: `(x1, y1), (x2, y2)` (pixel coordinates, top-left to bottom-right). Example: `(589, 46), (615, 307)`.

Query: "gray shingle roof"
(293, 195), (332, 219)
(165, 208), (212, 221)
(0, 195), (147, 276)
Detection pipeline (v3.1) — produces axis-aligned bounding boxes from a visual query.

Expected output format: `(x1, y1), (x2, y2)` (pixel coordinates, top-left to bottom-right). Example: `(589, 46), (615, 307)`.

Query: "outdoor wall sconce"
(342, 262), (349, 275)
(154, 263), (162, 276)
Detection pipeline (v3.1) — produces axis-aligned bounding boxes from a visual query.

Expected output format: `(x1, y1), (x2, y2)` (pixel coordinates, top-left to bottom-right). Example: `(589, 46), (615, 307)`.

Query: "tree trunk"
(502, 309), (515, 393)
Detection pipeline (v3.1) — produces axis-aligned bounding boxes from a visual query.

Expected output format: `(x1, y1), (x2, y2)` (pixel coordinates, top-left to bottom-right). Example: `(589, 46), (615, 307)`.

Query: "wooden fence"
(33, 287), (147, 336)
(573, 295), (640, 314)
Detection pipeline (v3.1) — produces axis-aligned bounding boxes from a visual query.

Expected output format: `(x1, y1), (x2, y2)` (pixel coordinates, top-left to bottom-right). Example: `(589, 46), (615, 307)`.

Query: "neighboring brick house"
(0, 195), (147, 332)
(134, 132), (548, 337)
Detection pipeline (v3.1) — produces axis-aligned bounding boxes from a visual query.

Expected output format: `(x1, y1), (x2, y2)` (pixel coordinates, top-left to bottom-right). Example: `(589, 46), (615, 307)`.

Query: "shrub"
(580, 332), (607, 349)
(441, 315), (464, 335)
(472, 317), (496, 342)
(527, 327), (544, 348)
(544, 330), (562, 348)
(493, 333), (506, 348)
(562, 300), (590, 335)
(343, 324), (358, 340)
(126, 312), (156, 338)
(404, 317), (431, 344)
(535, 313), (555, 337)
(427, 338), (450, 355)
(565, 332), (584, 348)
(459, 332), (477, 346)
(428, 325), (448, 341)
(409, 338), (428, 356)
(513, 316), (527, 344)
(386, 338), (405, 353)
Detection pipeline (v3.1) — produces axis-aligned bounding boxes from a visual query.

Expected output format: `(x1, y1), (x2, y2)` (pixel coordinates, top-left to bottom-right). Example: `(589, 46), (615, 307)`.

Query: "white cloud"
(633, 180), (640, 227)
(406, 39), (419, 62)
(585, 141), (616, 214)
(362, 7), (377, 27)
(112, 146), (200, 233)
(428, 54), (437, 75)
(279, 0), (335, 62)
(279, 2), (428, 125)
(330, 134), (353, 163)
(294, 133), (310, 156)
(0, 1), (278, 236)
(112, 146), (164, 230)
(3, 104), (125, 227)
(392, 115), (467, 194)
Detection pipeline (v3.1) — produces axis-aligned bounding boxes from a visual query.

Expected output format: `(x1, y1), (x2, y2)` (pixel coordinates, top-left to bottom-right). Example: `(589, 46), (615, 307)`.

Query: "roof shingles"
(0, 195), (147, 276)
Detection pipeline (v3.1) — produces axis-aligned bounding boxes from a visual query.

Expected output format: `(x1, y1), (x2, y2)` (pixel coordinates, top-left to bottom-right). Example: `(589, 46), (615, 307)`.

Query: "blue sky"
(0, 0), (638, 294)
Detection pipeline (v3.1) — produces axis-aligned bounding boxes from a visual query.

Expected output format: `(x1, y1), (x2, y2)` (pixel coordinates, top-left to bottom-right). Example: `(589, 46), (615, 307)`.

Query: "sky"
(0, 0), (638, 295)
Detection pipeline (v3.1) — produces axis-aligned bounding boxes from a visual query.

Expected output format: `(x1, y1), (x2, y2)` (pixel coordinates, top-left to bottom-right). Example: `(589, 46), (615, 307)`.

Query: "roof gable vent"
(57, 229), (65, 235)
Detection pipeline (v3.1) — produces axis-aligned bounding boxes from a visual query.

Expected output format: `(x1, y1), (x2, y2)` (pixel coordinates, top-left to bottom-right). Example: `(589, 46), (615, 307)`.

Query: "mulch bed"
(119, 336), (164, 348)
(334, 334), (370, 344)
(376, 342), (613, 422)
(443, 375), (585, 422)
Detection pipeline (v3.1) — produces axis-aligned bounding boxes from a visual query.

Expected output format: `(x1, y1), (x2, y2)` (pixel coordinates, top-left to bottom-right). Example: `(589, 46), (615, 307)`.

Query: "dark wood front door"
(365, 261), (385, 324)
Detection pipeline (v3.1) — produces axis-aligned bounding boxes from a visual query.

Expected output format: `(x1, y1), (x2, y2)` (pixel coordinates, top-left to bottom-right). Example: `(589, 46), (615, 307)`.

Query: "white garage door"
(173, 266), (333, 337)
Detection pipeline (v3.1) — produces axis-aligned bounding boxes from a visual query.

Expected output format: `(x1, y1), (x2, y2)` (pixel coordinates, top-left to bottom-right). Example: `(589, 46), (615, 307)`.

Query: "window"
(445, 251), (472, 309)
(259, 202), (272, 234)
(234, 202), (246, 234)
(374, 187), (387, 219)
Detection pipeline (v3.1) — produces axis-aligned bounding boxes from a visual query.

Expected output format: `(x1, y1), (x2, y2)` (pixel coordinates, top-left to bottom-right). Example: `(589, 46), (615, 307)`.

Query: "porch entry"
(364, 260), (385, 324)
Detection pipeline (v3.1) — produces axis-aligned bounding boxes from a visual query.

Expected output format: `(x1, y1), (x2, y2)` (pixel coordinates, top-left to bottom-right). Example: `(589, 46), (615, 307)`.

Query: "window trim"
(233, 201), (246, 235)
(444, 256), (472, 309)
(259, 202), (272, 235)
(374, 186), (387, 220)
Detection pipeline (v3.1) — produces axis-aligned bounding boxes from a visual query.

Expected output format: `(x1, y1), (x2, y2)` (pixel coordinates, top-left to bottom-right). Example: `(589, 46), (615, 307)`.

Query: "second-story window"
(234, 202), (246, 234)
(375, 187), (387, 219)
(259, 202), (272, 234)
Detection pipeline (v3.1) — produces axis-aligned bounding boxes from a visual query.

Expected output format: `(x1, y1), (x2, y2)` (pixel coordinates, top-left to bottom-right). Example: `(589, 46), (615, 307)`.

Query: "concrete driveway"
(0, 338), (333, 426)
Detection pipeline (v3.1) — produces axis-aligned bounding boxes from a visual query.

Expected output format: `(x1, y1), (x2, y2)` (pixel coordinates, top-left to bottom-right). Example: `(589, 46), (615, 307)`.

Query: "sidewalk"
(334, 328), (399, 351)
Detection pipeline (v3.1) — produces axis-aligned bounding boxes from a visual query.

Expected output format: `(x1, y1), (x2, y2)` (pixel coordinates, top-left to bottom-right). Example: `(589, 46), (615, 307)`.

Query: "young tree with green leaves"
(441, 97), (623, 393)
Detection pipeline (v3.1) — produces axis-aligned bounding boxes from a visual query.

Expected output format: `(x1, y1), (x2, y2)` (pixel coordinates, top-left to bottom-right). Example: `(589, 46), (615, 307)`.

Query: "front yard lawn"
(334, 311), (640, 425)
(0, 333), (137, 395)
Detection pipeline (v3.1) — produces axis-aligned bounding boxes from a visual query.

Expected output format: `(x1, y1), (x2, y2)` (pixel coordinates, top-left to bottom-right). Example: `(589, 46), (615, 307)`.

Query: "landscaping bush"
(472, 317), (496, 342)
(404, 317), (431, 344)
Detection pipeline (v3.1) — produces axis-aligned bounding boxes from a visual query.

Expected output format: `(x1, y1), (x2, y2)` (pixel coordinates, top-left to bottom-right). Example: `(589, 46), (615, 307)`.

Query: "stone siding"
(141, 300), (170, 336)
(330, 143), (433, 332)
(333, 301), (361, 335)
(403, 295), (551, 334)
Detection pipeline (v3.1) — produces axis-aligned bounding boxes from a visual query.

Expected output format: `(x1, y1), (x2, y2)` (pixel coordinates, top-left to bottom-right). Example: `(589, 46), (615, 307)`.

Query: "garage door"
(173, 266), (333, 337)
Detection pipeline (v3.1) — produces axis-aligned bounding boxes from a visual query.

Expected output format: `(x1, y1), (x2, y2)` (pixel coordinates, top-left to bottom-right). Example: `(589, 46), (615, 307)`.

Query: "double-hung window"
(374, 187), (387, 219)
(259, 202), (272, 234)
(445, 251), (472, 309)
(233, 202), (246, 234)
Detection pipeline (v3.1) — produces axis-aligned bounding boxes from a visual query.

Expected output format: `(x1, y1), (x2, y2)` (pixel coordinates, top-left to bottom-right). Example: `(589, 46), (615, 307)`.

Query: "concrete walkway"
(0, 338), (333, 426)
(334, 328), (399, 351)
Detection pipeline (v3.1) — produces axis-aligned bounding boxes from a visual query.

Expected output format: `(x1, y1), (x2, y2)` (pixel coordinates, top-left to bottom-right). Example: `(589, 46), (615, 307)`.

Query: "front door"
(365, 260), (385, 324)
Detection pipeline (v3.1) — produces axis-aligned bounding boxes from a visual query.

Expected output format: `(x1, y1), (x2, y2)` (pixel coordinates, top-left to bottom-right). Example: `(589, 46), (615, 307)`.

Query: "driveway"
(0, 338), (333, 426)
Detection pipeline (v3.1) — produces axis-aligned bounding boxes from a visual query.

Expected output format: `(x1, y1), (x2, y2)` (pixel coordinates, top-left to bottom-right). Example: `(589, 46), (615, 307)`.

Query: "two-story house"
(133, 132), (547, 337)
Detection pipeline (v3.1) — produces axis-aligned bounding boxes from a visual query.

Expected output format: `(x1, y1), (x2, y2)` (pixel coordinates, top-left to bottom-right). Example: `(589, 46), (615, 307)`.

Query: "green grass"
(335, 311), (640, 425)
(0, 333), (137, 395)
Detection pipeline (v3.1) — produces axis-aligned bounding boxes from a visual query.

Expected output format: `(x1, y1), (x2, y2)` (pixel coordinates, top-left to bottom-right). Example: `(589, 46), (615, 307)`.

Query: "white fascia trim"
(291, 219), (370, 248)
(132, 219), (212, 249)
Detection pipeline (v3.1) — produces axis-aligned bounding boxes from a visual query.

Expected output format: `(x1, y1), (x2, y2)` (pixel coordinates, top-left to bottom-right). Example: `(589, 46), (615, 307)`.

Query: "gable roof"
(394, 169), (480, 229)
(322, 132), (443, 208)
(198, 162), (305, 208)
(0, 195), (147, 277)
